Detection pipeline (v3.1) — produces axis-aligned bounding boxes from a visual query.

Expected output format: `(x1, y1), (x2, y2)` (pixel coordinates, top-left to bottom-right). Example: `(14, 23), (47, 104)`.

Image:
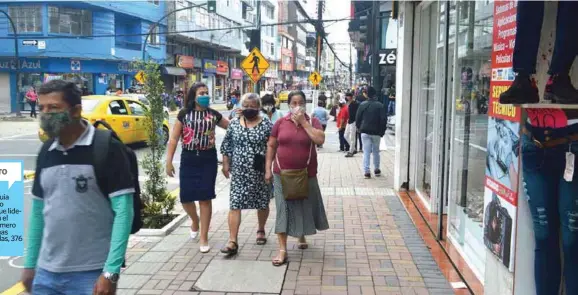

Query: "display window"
(446, 0), (494, 280)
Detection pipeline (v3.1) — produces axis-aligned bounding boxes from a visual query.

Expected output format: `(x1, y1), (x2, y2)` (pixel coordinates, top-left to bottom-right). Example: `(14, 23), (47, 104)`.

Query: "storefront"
(216, 60), (229, 101)
(0, 57), (139, 113)
(202, 59), (217, 102)
(395, 1), (573, 294)
(230, 68), (243, 92)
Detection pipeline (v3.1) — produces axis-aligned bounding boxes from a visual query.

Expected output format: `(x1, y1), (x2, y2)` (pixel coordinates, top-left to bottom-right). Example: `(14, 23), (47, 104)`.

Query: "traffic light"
(244, 29), (261, 51)
(207, 0), (216, 13)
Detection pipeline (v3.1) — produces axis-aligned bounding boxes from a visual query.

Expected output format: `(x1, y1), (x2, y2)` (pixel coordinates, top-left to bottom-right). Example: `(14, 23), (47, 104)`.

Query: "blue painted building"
(0, 1), (167, 113)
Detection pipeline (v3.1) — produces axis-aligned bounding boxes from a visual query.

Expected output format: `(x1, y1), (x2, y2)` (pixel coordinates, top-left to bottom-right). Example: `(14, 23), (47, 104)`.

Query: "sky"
(323, 0), (353, 66)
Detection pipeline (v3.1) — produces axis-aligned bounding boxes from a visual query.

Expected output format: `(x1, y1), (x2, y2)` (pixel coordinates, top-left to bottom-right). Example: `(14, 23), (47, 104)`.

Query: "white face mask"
(263, 105), (274, 113)
(291, 106), (304, 114)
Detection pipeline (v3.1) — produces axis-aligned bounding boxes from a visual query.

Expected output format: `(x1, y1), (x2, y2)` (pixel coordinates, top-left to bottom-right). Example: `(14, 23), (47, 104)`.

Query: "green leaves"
(133, 60), (175, 220)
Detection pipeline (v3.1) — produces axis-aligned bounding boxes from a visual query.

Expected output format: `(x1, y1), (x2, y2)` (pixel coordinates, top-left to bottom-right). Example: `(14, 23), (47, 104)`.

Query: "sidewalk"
(118, 123), (455, 295)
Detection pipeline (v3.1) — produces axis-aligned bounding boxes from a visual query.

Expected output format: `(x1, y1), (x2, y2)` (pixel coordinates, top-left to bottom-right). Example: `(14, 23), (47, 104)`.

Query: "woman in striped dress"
(166, 82), (229, 253)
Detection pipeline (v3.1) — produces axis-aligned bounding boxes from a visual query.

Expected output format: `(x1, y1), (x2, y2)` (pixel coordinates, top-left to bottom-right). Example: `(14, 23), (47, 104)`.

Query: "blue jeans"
(32, 268), (102, 295)
(361, 133), (381, 173)
(513, 1), (578, 75)
(521, 123), (578, 295)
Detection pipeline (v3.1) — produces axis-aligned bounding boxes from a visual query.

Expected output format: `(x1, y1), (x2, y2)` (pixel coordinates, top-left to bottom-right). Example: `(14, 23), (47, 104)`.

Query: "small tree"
(136, 60), (176, 224)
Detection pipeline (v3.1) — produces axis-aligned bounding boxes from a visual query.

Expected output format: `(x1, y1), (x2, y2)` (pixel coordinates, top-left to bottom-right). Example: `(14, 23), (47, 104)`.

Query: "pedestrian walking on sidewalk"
(336, 99), (350, 152)
(26, 86), (38, 118)
(355, 86), (387, 179)
(220, 93), (273, 255)
(344, 92), (361, 157)
(265, 90), (330, 266)
(22, 80), (135, 295)
(166, 82), (230, 254)
(312, 97), (329, 149)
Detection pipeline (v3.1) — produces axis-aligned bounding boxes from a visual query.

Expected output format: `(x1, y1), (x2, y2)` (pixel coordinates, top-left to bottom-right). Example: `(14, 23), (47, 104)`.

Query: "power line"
(292, 0), (350, 69)
(0, 17), (351, 40)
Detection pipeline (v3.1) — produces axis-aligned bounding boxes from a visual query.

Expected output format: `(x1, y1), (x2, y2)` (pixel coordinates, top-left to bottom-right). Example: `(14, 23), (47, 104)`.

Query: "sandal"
(220, 241), (239, 255)
(256, 230), (267, 245)
(272, 250), (288, 266)
(297, 237), (308, 250)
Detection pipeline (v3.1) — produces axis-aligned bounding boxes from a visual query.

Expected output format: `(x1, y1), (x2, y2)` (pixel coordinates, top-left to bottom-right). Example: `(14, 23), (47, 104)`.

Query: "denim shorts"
(32, 267), (101, 295)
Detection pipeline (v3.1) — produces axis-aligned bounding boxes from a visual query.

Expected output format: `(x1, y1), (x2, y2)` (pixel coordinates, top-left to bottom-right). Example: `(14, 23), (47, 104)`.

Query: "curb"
(0, 282), (25, 295)
(134, 188), (187, 237)
(23, 171), (35, 180)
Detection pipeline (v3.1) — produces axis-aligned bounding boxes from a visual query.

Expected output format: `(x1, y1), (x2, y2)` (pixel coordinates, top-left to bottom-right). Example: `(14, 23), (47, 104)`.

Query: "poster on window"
(482, 187), (516, 271)
(483, 0), (519, 272)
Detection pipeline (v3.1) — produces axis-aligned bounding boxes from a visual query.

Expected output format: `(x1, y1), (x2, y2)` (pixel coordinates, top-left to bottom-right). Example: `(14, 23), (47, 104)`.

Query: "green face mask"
(40, 111), (73, 138)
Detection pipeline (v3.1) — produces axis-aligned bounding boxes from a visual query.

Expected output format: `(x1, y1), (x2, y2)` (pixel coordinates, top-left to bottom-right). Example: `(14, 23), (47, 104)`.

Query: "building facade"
(166, 0), (245, 101)
(0, 1), (167, 113)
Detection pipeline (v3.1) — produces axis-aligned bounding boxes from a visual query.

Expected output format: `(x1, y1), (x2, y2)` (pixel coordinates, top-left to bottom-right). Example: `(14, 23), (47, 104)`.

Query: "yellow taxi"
(39, 95), (170, 145)
(277, 91), (289, 105)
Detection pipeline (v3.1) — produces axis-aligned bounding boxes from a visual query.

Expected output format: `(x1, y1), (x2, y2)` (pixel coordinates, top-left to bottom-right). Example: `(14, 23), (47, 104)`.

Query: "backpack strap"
(92, 129), (112, 197)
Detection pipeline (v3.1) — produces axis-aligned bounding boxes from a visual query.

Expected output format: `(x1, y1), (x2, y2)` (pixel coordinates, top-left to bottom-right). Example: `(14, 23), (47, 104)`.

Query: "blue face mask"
(196, 95), (210, 108)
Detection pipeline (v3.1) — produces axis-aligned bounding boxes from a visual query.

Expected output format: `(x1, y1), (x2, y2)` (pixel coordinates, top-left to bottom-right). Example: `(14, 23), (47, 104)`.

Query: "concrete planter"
(133, 212), (188, 237)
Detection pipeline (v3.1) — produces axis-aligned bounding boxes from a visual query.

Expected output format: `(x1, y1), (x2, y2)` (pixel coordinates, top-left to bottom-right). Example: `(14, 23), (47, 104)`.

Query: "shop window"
(48, 6), (92, 36)
(127, 101), (146, 116)
(108, 100), (129, 115)
(447, 0), (492, 277)
(8, 5), (43, 33)
(415, 2), (439, 200)
(270, 43), (275, 56)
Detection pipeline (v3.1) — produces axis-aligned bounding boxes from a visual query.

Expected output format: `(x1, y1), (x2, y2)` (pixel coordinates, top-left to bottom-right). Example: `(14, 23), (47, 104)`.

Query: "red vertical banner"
(484, 0), (520, 272)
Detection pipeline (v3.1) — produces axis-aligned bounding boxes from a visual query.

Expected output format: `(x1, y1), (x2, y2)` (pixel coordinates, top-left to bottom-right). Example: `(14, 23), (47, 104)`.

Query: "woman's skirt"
(273, 175), (330, 237)
(179, 149), (218, 203)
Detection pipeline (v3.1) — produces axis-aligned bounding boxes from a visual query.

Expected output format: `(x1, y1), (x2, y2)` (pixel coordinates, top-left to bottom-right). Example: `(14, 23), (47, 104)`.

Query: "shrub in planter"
(169, 100), (178, 112)
(135, 60), (178, 229)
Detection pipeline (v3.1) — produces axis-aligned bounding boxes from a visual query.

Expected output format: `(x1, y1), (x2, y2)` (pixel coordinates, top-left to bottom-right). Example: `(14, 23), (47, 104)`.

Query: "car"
(121, 94), (170, 119)
(38, 95), (170, 145)
(278, 91), (289, 105)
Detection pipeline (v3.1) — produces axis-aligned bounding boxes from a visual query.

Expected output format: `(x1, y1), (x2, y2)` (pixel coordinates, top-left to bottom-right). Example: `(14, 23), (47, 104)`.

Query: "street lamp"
(0, 10), (21, 116)
(142, 2), (208, 61)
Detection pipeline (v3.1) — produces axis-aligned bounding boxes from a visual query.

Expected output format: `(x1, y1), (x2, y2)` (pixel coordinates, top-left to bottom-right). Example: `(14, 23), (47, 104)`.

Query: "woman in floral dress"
(220, 93), (273, 255)
(166, 82), (229, 253)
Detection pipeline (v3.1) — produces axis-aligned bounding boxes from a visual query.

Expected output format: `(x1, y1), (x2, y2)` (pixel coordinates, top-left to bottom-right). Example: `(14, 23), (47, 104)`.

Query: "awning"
(161, 66), (187, 76)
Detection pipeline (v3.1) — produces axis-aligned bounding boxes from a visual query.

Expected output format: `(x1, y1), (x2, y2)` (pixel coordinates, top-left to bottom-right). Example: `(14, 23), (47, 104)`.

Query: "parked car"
(38, 95), (170, 144)
(121, 94), (170, 119)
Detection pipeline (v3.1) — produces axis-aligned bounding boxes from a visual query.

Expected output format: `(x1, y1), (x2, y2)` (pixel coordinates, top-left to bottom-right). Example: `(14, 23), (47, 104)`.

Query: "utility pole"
(349, 42), (353, 88)
(253, 1), (262, 94)
(370, 0), (380, 90)
(314, 0), (324, 77)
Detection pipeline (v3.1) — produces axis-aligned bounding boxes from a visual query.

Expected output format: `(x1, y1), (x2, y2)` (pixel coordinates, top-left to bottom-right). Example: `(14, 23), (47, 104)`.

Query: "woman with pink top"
(25, 86), (38, 118)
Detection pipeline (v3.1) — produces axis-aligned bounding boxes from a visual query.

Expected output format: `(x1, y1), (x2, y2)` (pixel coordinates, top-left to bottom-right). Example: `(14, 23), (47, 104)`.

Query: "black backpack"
(38, 121), (143, 234)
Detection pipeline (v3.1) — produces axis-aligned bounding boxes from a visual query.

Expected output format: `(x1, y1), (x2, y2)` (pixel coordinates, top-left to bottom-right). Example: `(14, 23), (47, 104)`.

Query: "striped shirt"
(177, 108), (223, 150)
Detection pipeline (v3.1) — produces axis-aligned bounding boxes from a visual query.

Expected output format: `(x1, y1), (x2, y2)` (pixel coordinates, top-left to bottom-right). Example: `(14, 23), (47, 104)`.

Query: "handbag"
(276, 123), (313, 201)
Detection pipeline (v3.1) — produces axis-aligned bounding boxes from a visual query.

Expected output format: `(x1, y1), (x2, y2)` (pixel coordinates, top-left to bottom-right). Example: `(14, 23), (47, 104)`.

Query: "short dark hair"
(366, 86), (377, 98)
(288, 90), (306, 104)
(345, 92), (353, 98)
(261, 94), (275, 105)
(38, 80), (82, 107)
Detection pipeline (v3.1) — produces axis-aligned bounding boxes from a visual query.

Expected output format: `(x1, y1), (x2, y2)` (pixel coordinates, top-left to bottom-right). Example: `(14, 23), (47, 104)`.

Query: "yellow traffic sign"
(241, 47), (270, 83)
(309, 71), (322, 86)
(134, 70), (146, 84)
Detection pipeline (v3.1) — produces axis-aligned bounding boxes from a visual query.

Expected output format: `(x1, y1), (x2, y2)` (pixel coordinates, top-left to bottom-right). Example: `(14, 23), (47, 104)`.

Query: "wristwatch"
(103, 272), (120, 283)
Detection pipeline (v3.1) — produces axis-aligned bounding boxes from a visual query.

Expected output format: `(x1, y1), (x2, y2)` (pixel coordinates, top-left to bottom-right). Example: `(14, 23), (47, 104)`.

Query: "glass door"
(415, 2), (439, 206)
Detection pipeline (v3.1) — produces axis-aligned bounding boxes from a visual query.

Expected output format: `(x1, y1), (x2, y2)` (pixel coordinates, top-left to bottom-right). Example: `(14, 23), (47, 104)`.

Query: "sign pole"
(254, 2), (262, 94)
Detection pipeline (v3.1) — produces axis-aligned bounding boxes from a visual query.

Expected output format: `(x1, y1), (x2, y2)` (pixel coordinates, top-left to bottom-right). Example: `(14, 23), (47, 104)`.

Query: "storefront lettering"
(0, 59), (41, 70)
(118, 63), (138, 73)
(491, 101), (517, 118)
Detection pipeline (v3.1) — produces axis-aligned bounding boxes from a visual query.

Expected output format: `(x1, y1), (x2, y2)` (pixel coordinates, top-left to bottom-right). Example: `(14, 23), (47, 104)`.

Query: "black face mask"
(242, 108), (260, 120)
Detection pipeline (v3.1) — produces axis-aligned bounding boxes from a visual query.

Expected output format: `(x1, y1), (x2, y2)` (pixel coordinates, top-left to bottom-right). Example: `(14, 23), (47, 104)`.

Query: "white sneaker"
(190, 229), (199, 240)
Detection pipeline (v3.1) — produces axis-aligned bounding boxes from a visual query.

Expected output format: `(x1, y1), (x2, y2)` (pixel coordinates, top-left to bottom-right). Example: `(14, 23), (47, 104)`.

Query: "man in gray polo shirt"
(21, 80), (135, 295)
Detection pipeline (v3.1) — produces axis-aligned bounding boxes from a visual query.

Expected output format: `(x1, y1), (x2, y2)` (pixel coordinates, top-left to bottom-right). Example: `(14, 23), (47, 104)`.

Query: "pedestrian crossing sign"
(134, 70), (147, 84)
(241, 47), (270, 83)
(309, 71), (322, 86)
